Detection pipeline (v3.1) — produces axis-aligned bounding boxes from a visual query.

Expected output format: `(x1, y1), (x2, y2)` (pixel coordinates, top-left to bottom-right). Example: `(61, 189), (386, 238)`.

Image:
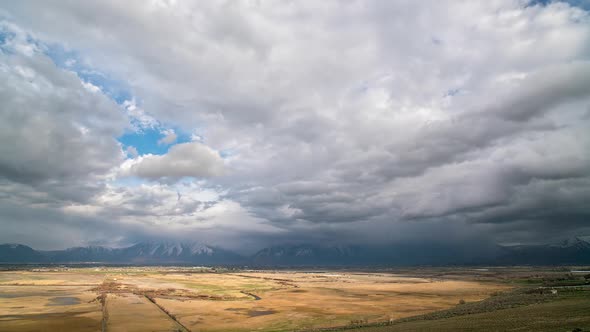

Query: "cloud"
(0, 1), (589, 249)
(42, 182), (279, 251)
(123, 99), (159, 131)
(158, 129), (177, 145)
(480, 61), (590, 122)
(0, 32), (126, 201)
(125, 146), (139, 158)
(122, 142), (225, 181)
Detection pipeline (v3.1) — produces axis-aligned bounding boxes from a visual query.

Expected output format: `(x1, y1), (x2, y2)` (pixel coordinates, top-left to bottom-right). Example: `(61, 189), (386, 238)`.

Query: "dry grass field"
(0, 266), (572, 332)
(349, 296), (590, 332)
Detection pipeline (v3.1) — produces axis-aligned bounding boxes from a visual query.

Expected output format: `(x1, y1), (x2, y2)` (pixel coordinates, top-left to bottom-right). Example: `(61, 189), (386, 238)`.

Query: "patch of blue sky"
(0, 28), (17, 54)
(0, 22), (131, 103)
(42, 42), (191, 157)
(3, 21), (201, 160)
(528, 0), (590, 10)
(0, 27), (14, 44)
(43, 42), (180, 157)
(44, 43), (132, 104)
(43, 41), (198, 158)
(118, 126), (192, 156)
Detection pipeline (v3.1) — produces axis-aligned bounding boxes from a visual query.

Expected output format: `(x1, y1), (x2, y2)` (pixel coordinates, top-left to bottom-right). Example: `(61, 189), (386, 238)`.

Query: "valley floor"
(0, 266), (587, 331)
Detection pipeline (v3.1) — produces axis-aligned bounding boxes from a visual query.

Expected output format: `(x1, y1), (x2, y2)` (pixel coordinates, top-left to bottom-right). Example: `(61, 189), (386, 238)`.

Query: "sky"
(0, 0), (589, 252)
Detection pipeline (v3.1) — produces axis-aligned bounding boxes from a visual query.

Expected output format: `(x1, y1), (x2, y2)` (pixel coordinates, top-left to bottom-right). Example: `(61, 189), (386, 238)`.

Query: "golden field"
(0, 267), (514, 332)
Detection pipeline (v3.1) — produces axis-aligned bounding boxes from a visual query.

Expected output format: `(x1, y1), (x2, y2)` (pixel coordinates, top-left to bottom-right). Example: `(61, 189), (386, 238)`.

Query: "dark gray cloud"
(0, 1), (589, 250)
(0, 28), (129, 221)
(0, 52), (126, 187)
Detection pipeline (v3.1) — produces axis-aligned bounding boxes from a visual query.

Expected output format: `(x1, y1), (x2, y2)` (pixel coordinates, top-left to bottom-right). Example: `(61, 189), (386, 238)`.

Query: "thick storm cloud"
(0, 1), (589, 250)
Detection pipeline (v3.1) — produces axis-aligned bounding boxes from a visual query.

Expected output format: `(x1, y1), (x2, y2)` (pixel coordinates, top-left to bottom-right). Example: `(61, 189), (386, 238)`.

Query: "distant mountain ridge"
(251, 244), (369, 266)
(496, 237), (590, 265)
(8, 241), (244, 264)
(1, 237), (589, 266)
(117, 242), (242, 264)
(0, 243), (46, 263)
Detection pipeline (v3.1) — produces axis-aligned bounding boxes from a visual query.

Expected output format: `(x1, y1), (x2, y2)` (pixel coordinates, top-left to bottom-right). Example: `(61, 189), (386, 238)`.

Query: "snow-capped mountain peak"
(559, 237), (590, 249)
(128, 241), (217, 258)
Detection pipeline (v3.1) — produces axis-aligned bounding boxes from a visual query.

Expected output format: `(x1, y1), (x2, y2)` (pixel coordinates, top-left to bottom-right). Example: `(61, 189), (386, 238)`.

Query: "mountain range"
(1, 237), (589, 266)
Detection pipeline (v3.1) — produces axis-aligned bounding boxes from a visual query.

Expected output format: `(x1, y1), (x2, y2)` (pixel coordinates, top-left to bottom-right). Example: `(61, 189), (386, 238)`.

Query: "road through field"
(105, 293), (186, 332)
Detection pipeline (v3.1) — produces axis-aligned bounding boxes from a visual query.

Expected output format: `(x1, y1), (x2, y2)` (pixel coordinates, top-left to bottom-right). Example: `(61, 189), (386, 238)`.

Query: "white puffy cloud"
(121, 142), (225, 181)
